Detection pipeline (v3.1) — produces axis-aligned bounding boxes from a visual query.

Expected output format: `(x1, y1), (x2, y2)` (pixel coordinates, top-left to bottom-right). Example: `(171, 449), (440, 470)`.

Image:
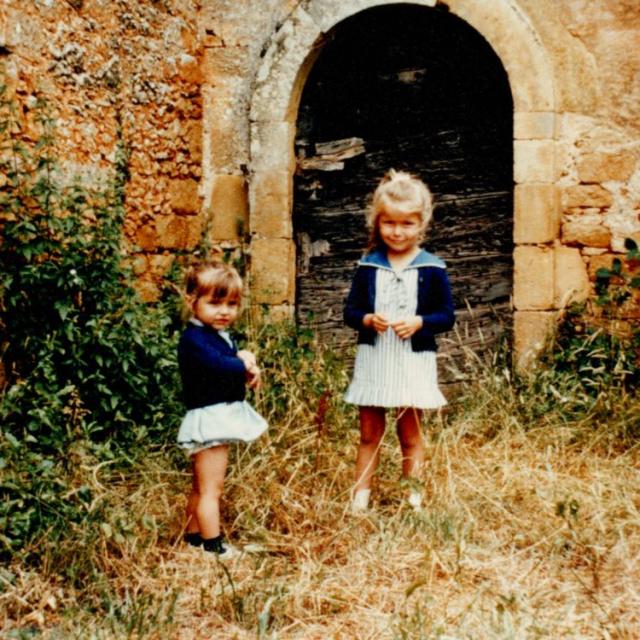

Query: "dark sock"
(184, 532), (203, 547)
(202, 535), (225, 554)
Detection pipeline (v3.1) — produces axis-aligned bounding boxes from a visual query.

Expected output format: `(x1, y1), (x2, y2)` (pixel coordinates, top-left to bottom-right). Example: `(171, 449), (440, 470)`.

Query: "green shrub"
(551, 238), (640, 396)
(0, 88), (182, 560)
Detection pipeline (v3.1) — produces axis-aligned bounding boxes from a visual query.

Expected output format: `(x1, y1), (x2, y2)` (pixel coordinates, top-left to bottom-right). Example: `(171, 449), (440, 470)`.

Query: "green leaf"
(611, 258), (622, 275)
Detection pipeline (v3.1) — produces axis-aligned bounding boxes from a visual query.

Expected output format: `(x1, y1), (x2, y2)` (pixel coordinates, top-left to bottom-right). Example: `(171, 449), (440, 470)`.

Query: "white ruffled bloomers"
(177, 401), (267, 456)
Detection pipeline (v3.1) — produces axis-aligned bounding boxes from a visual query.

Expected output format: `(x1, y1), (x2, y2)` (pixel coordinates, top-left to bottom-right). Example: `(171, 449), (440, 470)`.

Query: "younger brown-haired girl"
(177, 262), (267, 557)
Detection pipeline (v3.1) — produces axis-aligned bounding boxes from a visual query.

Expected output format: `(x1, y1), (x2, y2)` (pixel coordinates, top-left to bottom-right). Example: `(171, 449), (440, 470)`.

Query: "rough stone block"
(577, 152), (636, 183)
(133, 279), (160, 303)
(208, 174), (248, 241)
(131, 254), (148, 276)
(183, 119), (202, 164)
(202, 46), (251, 80)
(514, 112), (556, 140)
(561, 215), (611, 248)
(135, 224), (158, 251)
(169, 178), (200, 215)
(251, 238), (295, 304)
(563, 184), (613, 209)
(514, 140), (556, 183)
(603, 211), (640, 253)
(513, 245), (554, 310)
(250, 121), (296, 172)
(156, 214), (203, 250)
(513, 310), (557, 372)
(249, 171), (293, 238)
(249, 303), (295, 324)
(514, 184), (559, 244)
(587, 253), (626, 280)
(554, 246), (590, 308)
(176, 53), (202, 85)
(202, 85), (250, 173)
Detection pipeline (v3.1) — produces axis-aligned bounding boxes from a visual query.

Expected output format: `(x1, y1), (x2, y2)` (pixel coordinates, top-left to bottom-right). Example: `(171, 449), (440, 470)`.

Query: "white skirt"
(177, 401), (268, 456)
(345, 340), (447, 409)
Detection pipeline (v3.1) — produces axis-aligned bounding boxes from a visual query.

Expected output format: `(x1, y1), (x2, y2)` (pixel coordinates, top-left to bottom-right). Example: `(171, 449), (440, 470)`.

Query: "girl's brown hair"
(185, 262), (243, 303)
(366, 169), (433, 250)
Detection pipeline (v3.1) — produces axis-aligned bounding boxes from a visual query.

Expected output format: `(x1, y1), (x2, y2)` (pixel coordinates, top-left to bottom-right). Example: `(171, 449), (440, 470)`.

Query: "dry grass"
(2, 357), (640, 639)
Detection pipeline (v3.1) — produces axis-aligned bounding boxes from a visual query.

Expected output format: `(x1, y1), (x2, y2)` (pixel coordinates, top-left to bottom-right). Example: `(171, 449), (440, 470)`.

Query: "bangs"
(207, 278), (242, 302)
(187, 263), (243, 301)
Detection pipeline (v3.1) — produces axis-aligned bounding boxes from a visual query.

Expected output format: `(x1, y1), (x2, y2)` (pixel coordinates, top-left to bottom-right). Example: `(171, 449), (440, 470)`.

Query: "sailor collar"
(358, 248), (446, 270)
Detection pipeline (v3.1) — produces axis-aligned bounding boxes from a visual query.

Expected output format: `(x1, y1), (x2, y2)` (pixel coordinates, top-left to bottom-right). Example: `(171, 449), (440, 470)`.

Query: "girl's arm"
(344, 266), (369, 330)
(417, 268), (455, 336)
(181, 331), (247, 377)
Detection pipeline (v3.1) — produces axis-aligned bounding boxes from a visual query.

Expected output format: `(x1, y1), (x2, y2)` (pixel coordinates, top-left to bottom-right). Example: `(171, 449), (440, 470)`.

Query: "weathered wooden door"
(294, 5), (513, 381)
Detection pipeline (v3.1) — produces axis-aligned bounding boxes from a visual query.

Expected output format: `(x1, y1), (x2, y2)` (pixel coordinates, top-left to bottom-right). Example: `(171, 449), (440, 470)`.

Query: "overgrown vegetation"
(1, 91), (638, 638)
(0, 88), (182, 564)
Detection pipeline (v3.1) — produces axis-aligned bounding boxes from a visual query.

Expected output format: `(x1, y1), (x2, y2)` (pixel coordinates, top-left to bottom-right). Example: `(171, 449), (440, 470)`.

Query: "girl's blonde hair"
(185, 262), (243, 302)
(366, 169), (433, 250)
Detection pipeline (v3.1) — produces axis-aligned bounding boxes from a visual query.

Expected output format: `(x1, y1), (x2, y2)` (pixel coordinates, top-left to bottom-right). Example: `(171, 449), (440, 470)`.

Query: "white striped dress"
(344, 266), (447, 409)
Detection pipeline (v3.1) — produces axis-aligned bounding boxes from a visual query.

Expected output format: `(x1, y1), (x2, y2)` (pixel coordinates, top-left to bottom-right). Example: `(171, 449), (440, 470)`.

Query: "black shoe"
(202, 535), (240, 559)
(184, 532), (203, 547)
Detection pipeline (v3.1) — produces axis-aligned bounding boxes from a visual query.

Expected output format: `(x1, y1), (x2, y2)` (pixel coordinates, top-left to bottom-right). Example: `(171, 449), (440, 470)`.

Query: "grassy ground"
(2, 352), (639, 639)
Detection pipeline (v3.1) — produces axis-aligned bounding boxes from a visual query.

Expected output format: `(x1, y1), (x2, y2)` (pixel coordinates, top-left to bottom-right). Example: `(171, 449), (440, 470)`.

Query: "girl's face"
(377, 206), (426, 257)
(193, 293), (240, 330)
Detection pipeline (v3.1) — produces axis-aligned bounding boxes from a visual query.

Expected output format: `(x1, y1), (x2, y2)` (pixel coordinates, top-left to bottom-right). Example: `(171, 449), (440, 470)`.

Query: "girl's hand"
(238, 350), (261, 389)
(390, 316), (423, 340)
(246, 364), (261, 389)
(363, 313), (390, 333)
(237, 349), (257, 371)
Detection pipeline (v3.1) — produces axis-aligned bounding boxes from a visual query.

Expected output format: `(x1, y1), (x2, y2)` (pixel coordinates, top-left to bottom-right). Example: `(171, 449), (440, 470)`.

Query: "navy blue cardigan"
(343, 248), (455, 352)
(178, 321), (247, 410)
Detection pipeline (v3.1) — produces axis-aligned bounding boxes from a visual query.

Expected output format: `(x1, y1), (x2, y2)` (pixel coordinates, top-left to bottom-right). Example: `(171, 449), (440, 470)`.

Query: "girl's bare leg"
(354, 406), (386, 492)
(396, 408), (424, 480)
(192, 445), (229, 539)
(185, 458), (200, 534)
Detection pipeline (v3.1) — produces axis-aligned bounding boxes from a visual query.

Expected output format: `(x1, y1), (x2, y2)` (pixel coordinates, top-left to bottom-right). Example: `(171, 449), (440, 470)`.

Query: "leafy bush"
(0, 88), (182, 560)
(551, 238), (640, 396)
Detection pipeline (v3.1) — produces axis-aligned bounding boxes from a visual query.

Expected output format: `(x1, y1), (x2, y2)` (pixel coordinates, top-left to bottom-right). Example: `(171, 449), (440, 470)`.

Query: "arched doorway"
(293, 4), (513, 378)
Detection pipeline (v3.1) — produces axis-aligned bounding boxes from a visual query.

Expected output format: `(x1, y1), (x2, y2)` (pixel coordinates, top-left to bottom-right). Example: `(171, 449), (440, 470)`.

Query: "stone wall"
(1, 0), (205, 299)
(2, 1), (640, 360)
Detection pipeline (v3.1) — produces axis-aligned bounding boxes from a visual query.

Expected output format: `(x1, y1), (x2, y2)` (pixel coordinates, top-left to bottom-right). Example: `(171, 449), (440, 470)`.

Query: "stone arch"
(249, 0), (560, 363)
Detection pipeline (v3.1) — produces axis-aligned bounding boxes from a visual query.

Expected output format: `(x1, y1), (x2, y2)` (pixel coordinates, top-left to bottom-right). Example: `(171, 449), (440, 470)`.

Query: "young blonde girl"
(177, 262), (267, 557)
(344, 170), (455, 512)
